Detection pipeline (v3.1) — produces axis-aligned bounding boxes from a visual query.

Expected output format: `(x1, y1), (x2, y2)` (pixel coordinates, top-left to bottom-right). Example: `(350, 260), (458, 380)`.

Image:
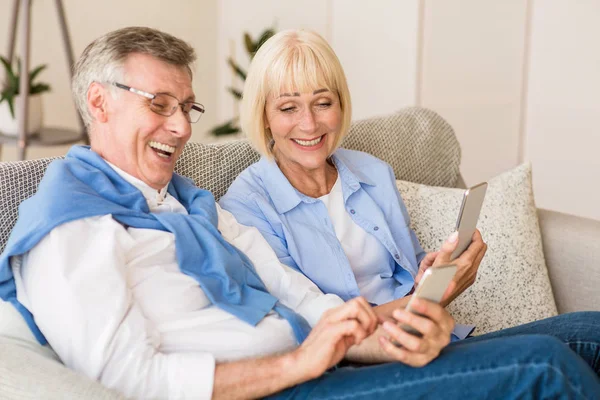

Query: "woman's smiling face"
(265, 88), (342, 172)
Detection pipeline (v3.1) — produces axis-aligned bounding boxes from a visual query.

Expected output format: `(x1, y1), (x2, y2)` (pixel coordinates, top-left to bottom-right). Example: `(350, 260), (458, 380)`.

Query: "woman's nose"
(298, 109), (317, 133)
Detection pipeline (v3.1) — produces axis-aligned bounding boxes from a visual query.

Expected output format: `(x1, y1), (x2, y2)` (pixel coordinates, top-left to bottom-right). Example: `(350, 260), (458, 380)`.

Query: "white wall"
(419, 0), (529, 186)
(331, 0), (419, 120)
(524, 0), (600, 221)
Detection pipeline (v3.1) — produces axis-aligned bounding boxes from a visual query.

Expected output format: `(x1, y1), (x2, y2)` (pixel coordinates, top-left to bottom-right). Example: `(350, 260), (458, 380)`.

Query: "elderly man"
(1, 27), (599, 400)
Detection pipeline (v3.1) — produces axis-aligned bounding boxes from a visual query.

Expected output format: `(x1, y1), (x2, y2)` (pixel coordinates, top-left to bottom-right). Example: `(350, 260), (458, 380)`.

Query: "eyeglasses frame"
(112, 82), (205, 123)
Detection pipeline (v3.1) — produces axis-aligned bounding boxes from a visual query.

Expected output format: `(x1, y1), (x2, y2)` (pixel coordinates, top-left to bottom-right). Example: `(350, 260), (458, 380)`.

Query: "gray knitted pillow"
(343, 107), (460, 188)
(396, 163), (558, 335)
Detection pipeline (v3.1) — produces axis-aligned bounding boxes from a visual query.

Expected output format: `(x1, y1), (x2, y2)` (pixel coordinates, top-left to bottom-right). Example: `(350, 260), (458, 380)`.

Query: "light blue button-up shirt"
(221, 148), (474, 339)
(221, 149), (425, 302)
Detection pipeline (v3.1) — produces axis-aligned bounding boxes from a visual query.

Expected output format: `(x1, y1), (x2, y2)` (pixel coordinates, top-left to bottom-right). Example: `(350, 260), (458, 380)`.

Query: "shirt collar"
(257, 157), (305, 214)
(257, 151), (377, 215)
(330, 152), (377, 189)
(104, 160), (170, 204)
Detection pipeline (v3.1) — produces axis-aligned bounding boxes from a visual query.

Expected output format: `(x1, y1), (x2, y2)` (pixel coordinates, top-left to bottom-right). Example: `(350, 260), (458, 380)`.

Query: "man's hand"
(415, 229), (487, 305)
(378, 298), (455, 367)
(292, 297), (379, 379)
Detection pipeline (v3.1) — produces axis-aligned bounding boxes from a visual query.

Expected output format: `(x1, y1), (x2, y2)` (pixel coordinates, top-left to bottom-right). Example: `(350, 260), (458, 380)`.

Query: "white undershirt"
(319, 177), (394, 304)
(12, 164), (343, 400)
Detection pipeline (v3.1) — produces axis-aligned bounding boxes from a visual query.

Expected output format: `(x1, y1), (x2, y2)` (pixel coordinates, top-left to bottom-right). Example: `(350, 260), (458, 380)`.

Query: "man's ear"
(87, 82), (109, 124)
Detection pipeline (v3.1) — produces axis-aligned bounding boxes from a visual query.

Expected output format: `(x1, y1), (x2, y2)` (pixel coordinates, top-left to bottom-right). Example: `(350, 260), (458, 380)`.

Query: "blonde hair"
(241, 29), (352, 158)
(72, 27), (196, 129)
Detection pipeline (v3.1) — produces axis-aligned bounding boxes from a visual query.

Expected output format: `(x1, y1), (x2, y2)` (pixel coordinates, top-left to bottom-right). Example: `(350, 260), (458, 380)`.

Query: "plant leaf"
(210, 119), (240, 136)
(29, 64), (47, 84)
(227, 86), (243, 100)
(0, 56), (13, 75)
(249, 28), (276, 60)
(30, 83), (51, 95)
(0, 56), (17, 87)
(256, 29), (276, 50)
(227, 58), (247, 81)
(244, 32), (254, 55)
(7, 96), (15, 119)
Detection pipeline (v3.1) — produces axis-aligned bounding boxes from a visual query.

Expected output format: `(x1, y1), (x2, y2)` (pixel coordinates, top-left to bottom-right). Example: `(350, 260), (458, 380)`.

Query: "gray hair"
(72, 26), (196, 129)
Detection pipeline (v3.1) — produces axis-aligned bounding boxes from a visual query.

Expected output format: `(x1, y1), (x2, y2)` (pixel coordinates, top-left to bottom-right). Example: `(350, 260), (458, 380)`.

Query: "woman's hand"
(378, 298), (455, 367)
(415, 229), (487, 305)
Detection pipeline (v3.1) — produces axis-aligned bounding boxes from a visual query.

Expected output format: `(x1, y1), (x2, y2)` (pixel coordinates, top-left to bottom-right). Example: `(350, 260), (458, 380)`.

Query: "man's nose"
(166, 107), (192, 138)
(298, 109), (317, 133)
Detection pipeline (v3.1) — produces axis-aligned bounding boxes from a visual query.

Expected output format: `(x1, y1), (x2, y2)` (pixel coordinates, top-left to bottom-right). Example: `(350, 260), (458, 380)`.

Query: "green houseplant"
(0, 56), (51, 136)
(211, 28), (275, 136)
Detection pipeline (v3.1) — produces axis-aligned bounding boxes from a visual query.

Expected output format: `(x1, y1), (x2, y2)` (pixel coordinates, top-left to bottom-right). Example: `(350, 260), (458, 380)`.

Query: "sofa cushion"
(0, 158), (56, 255)
(174, 140), (260, 201)
(0, 339), (123, 400)
(0, 299), (59, 361)
(342, 107), (461, 188)
(396, 163), (558, 335)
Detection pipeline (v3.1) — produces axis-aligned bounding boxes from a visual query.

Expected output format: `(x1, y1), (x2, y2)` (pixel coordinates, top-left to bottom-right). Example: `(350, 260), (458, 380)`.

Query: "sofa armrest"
(537, 208), (600, 314)
(0, 339), (124, 400)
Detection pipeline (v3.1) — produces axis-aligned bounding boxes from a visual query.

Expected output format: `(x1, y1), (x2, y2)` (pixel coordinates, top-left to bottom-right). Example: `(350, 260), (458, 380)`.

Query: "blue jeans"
(267, 312), (600, 399)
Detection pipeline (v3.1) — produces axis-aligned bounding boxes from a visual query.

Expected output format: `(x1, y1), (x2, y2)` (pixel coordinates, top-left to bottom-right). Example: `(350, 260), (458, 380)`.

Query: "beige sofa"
(0, 107), (598, 399)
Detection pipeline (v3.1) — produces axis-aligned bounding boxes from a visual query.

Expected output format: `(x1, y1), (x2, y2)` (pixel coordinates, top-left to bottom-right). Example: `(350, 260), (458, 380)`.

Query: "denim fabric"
(266, 313), (600, 399)
(465, 311), (600, 375)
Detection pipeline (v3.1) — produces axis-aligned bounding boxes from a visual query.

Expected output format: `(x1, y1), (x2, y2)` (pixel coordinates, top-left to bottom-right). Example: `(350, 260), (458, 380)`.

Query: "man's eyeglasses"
(113, 82), (205, 123)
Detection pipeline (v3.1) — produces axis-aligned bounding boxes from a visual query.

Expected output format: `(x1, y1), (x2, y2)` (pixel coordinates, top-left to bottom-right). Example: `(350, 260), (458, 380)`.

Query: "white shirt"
(12, 164), (344, 400)
(319, 177), (395, 304)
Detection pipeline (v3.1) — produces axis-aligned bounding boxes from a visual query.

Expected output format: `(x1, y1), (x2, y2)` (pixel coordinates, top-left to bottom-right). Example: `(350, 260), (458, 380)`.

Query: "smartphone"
(399, 264), (457, 337)
(451, 182), (487, 260)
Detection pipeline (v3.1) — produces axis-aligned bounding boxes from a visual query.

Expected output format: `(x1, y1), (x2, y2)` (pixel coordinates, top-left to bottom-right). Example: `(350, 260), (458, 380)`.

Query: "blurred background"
(1, 0), (598, 221)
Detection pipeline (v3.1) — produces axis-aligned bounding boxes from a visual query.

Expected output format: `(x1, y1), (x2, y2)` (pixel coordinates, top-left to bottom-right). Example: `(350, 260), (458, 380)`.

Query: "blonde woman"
(221, 29), (484, 330)
(220, 29), (600, 397)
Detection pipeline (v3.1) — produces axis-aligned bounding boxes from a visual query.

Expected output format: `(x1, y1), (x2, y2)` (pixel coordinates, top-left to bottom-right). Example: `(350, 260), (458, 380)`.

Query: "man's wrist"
(283, 348), (315, 385)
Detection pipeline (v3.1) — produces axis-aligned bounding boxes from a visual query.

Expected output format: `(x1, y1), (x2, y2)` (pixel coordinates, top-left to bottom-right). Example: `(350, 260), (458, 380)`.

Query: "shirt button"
(350, 209), (356, 214)
(373, 226), (379, 231)
(394, 254), (400, 260)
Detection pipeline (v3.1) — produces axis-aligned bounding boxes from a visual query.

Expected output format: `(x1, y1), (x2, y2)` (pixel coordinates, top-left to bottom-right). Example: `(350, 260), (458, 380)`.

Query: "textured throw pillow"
(396, 163), (558, 335)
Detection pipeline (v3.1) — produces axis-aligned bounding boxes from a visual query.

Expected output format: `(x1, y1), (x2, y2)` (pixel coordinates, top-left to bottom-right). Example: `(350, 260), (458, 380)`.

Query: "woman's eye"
(280, 106), (296, 113)
(316, 102), (332, 108)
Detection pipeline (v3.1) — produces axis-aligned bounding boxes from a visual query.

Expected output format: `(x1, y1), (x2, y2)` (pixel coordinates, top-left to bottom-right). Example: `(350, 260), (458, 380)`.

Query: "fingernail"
(448, 231), (459, 243)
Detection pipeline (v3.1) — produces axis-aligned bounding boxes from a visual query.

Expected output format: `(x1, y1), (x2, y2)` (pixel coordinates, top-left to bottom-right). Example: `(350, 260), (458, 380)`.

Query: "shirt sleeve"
(216, 205), (344, 327)
(16, 215), (215, 400)
(219, 193), (301, 271)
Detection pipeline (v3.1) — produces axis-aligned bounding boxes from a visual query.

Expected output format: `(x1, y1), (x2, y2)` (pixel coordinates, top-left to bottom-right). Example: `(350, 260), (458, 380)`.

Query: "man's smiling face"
(94, 53), (194, 190)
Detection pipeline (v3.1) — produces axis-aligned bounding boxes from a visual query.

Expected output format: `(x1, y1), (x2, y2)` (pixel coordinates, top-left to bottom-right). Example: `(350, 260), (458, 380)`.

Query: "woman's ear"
(87, 82), (109, 124)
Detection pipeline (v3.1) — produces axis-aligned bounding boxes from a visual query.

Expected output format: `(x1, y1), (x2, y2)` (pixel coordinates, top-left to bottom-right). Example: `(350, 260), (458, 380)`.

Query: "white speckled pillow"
(396, 163), (558, 335)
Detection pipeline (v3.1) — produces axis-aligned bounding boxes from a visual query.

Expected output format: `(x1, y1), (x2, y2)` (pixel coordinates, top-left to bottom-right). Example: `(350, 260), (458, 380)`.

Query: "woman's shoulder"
(223, 160), (269, 201)
(334, 148), (393, 176)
